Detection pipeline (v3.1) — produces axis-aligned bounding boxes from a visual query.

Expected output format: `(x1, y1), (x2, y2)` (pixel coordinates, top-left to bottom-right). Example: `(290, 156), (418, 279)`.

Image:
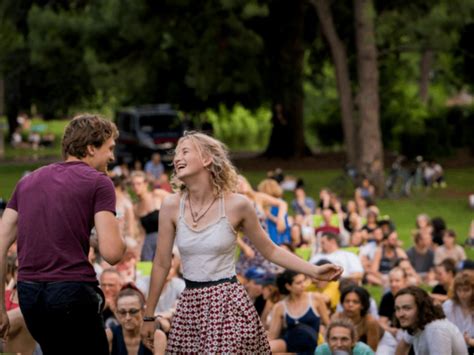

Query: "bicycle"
(328, 164), (359, 199)
(385, 155), (427, 199)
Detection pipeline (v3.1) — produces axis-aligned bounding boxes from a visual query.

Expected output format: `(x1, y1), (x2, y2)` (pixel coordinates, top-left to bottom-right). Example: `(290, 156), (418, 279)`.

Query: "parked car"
(114, 104), (186, 165)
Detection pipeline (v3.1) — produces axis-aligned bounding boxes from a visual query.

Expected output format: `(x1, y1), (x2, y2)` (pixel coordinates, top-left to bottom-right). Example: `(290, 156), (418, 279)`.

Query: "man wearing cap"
(243, 267), (274, 316)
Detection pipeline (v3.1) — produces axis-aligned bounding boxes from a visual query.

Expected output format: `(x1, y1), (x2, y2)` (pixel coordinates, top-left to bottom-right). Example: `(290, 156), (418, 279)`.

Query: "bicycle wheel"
(385, 170), (409, 199)
(329, 175), (354, 199)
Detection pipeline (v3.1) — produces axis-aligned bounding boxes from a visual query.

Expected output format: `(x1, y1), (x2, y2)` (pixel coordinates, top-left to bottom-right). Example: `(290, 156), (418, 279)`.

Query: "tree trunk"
(419, 49), (433, 104)
(0, 78), (4, 116)
(0, 78), (4, 158)
(311, 0), (358, 166)
(5, 76), (20, 140)
(354, 0), (384, 194)
(264, 0), (309, 158)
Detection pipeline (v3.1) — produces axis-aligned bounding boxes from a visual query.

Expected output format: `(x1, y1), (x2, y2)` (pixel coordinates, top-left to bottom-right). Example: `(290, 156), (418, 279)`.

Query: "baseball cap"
(244, 267), (275, 285)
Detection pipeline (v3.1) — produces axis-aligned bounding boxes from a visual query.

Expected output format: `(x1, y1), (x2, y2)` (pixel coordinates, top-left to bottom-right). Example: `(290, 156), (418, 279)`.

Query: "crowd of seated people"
(1, 165), (472, 355)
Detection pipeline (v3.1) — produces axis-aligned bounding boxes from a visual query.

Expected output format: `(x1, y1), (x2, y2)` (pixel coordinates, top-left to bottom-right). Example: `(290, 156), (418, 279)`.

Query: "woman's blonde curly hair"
(171, 131), (239, 196)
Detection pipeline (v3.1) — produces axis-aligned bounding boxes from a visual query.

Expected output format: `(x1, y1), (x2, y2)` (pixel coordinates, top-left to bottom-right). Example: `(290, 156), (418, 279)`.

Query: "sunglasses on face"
(117, 308), (141, 316)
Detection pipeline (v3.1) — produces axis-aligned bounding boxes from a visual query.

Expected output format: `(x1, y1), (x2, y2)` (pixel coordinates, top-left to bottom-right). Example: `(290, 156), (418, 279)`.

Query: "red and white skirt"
(166, 279), (271, 354)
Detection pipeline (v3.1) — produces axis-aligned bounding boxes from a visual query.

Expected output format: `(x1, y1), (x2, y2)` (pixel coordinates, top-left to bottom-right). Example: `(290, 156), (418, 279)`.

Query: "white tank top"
(175, 192), (237, 282)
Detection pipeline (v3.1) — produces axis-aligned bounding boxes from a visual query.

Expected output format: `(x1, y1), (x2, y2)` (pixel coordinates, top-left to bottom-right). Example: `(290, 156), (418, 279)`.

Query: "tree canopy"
(1, 0), (473, 166)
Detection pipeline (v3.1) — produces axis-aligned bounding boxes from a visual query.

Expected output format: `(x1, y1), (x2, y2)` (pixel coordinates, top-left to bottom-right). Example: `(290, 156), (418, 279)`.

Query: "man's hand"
(141, 320), (156, 351)
(0, 310), (10, 342)
(313, 263), (343, 281)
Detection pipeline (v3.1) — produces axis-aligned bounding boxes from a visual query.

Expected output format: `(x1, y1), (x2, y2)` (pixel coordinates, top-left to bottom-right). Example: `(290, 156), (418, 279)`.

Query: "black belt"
(184, 275), (238, 289)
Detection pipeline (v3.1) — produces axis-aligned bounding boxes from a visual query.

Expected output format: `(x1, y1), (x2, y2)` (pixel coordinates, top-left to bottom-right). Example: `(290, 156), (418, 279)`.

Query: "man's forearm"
(0, 258), (7, 312)
(0, 209), (19, 312)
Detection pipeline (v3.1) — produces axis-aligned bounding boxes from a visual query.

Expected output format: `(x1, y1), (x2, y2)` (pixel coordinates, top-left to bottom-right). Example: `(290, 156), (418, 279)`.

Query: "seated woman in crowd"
(361, 209), (379, 241)
(235, 175), (287, 276)
(130, 171), (170, 261)
(113, 175), (138, 257)
(369, 230), (407, 287)
(443, 270), (474, 354)
(435, 229), (467, 266)
(291, 185), (316, 221)
(317, 188), (332, 214)
(333, 285), (396, 354)
(269, 270), (330, 354)
(106, 284), (167, 355)
(431, 258), (457, 304)
(289, 223), (311, 260)
(258, 178), (291, 246)
(343, 200), (361, 234)
(355, 177), (376, 205)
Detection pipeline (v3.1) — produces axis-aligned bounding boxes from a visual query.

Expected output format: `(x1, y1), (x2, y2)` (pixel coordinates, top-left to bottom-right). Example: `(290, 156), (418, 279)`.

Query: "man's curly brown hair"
(394, 286), (445, 333)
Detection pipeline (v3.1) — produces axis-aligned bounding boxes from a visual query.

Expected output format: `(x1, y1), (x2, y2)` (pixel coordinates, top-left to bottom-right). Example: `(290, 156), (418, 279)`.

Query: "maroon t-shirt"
(7, 161), (116, 282)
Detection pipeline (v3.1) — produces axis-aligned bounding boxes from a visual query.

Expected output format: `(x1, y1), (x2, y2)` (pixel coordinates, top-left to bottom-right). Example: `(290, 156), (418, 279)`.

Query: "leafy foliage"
(1, 0), (474, 155)
(206, 104), (271, 151)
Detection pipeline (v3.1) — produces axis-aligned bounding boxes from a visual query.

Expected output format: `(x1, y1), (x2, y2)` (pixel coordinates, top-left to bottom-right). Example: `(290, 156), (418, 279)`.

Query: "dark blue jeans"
(17, 281), (108, 355)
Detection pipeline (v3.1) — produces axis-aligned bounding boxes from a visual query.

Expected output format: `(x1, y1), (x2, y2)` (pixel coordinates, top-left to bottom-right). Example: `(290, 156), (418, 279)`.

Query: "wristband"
(143, 316), (157, 322)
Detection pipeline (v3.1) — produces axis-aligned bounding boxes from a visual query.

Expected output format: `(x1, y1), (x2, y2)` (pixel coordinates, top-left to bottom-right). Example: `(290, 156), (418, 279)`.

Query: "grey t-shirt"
(402, 319), (468, 355)
(406, 247), (434, 273)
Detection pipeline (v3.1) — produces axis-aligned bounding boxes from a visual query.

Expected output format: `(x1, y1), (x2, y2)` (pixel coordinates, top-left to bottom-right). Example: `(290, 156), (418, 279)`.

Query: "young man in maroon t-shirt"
(0, 114), (126, 354)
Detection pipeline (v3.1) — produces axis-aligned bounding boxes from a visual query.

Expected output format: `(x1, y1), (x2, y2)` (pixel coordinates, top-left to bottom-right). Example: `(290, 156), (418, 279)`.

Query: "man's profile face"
(395, 294), (418, 330)
(244, 279), (263, 299)
(90, 137), (116, 173)
(321, 236), (334, 253)
(328, 326), (354, 353)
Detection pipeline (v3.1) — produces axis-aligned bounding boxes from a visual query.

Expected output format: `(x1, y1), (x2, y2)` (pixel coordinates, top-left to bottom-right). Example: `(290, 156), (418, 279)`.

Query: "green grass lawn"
(0, 117), (67, 159)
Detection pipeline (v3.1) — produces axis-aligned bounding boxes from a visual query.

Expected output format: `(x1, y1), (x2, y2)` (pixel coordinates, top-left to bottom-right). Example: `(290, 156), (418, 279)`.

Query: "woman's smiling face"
(173, 138), (205, 179)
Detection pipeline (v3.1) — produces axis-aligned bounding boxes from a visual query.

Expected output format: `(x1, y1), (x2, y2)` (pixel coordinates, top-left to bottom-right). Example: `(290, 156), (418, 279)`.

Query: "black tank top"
(139, 210), (159, 234)
(111, 325), (152, 355)
(379, 246), (399, 274)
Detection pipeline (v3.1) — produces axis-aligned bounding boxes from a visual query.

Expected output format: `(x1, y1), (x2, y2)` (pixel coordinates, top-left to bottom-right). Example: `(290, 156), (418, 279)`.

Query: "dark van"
(115, 104), (185, 164)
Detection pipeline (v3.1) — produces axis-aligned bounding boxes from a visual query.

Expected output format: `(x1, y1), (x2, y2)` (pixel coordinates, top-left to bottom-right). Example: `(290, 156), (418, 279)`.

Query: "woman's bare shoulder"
(225, 192), (252, 209)
(365, 314), (380, 327)
(153, 188), (171, 199)
(161, 192), (181, 211)
(274, 300), (285, 313)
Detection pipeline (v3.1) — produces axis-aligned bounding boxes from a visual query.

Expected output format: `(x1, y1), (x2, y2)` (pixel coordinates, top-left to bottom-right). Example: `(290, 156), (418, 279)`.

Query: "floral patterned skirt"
(166, 280), (271, 354)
